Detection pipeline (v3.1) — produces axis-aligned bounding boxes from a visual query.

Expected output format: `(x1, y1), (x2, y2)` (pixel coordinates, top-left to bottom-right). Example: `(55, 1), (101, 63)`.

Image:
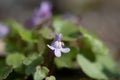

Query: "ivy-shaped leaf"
(45, 76), (56, 80)
(23, 54), (38, 66)
(34, 66), (49, 80)
(6, 20), (37, 43)
(6, 53), (25, 68)
(24, 55), (43, 75)
(77, 54), (108, 79)
(79, 27), (108, 55)
(0, 59), (13, 80)
(53, 16), (80, 41)
(96, 54), (120, 78)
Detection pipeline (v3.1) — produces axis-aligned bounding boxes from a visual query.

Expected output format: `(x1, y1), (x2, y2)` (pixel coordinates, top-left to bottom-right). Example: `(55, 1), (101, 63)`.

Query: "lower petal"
(47, 45), (55, 50)
(54, 49), (61, 57)
(61, 48), (70, 53)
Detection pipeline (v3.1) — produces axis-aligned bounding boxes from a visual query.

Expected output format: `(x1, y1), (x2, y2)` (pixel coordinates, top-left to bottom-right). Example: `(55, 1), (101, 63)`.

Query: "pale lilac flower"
(26, 1), (52, 29)
(47, 34), (70, 57)
(0, 23), (9, 38)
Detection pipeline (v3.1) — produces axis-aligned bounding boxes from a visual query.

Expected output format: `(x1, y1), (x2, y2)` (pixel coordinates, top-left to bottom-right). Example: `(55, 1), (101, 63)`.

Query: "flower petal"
(54, 49), (61, 57)
(0, 24), (9, 38)
(40, 1), (52, 13)
(54, 33), (63, 41)
(47, 45), (55, 50)
(61, 48), (70, 53)
(58, 34), (63, 41)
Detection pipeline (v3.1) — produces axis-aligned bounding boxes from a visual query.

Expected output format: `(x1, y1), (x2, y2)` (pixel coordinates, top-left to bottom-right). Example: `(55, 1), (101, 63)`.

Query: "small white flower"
(47, 34), (70, 57)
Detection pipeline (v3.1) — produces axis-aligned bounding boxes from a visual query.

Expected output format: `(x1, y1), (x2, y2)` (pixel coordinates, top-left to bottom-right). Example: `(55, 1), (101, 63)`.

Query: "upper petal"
(54, 33), (63, 41)
(58, 34), (63, 41)
(61, 48), (70, 53)
(47, 45), (55, 50)
(54, 49), (61, 57)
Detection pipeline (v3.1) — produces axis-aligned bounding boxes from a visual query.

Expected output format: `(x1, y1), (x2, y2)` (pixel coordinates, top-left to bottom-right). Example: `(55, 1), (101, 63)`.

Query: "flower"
(25, 1), (52, 29)
(47, 34), (70, 57)
(0, 23), (9, 38)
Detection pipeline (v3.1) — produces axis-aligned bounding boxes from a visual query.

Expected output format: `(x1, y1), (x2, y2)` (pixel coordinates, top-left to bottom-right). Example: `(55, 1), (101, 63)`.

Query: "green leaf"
(25, 55), (43, 75)
(23, 54), (38, 66)
(0, 59), (13, 80)
(54, 56), (72, 68)
(39, 28), (54, 39)
(45, 76), (56, 80)
(5, 37), (29, 53)
(54, 47), (78, 68)
(96, 54), (120, 77)
(6, 20), (37, 43)
(6, 53), (25, 68)
(34, 66), (49, 80)
(97, 55), (117, 72)
(37, 36), (46, 54)
(77, 54), (108, 79)
(53, 16), (80, 41)
(80, 48), (96, 62)
(79, 27), (108, 55)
